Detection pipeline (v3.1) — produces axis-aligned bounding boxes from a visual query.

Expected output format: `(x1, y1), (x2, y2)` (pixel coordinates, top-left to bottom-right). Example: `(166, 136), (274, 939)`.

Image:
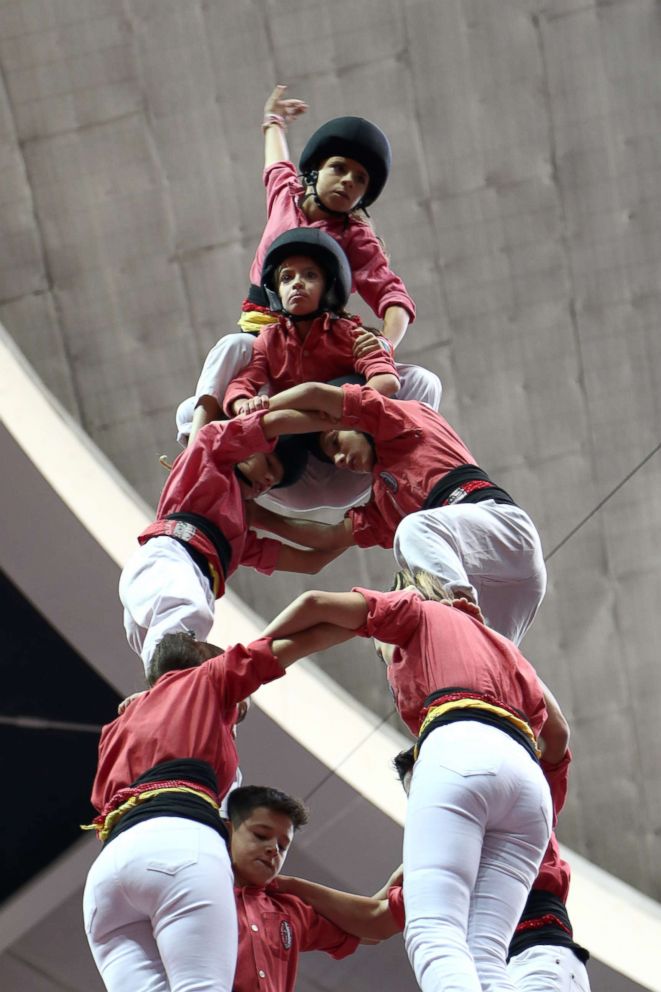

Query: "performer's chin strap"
(301, 170), (368, 229)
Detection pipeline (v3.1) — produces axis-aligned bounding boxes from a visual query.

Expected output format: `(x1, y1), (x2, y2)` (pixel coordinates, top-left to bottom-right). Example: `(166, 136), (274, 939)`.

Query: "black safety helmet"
(273, 434), (309, 489)
(261, 228), (352, 315)
(299, 116), (392, 208)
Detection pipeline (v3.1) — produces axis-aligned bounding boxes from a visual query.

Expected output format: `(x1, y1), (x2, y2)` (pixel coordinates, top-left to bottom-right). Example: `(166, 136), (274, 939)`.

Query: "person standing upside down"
(119, 405), (345, 671)
(251, 380), (546, 645)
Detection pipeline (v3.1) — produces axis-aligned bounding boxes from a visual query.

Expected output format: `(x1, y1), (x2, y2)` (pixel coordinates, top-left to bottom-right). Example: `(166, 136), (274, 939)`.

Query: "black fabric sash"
(417, 707), (538, 763)
(105, 758), (229, 846)
(509, 889), (589, 962)
(165, 512), (232, 580)
(422, 464), (515, 510)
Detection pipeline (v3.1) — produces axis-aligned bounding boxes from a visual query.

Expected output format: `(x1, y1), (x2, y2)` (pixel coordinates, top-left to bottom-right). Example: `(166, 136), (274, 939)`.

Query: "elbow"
(368, 906), (402, 941)
(365, 373), (399, 398)
(379, 374), (399, 397)
(540, 719), (570, 765)
(298, 587), (327, 604)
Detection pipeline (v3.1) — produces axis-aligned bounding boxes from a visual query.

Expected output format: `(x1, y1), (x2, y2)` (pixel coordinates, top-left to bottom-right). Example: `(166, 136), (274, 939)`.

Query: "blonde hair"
(391, 567), (450, 602)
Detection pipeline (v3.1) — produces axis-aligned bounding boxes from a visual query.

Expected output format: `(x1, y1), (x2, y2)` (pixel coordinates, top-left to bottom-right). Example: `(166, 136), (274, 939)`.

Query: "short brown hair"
(147, 633), (221, 687)
(227, 786), (309, 830)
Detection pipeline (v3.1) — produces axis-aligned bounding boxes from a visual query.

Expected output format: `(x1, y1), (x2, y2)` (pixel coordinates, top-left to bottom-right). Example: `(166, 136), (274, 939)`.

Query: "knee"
(399, 366), (443, 410)
(219, 332), (254, 361)
(418, 368), (443, 410)
(394, 512), (437, 554)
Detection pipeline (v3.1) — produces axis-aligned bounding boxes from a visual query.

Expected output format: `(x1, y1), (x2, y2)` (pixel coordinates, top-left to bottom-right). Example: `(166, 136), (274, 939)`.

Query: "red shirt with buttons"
(91, 639), (284, 811)
(233, 884), (359, 992)
(341, 384), (476, 549)
(353, 586), (547, 738)
(138, 414), (282, 597)
(223, 313), (398, 416)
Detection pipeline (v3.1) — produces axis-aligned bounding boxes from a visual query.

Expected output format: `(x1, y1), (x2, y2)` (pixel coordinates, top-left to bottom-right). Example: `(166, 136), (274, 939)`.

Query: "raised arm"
(538, 679), (570, 765)
(188, 395), (223, 445)
(261, 406), (340, 439)
(248, 502), (355, 553)
(380, 305), (410, 348)
(276, 876), (401, 941)
(371, 864), (403, 901)
(274, 544), (349, 574)
(270, 621), (358, 670)
(263, 589), (368, 640)
(264, 382), (345, 419)
(263, 85), (308, 168)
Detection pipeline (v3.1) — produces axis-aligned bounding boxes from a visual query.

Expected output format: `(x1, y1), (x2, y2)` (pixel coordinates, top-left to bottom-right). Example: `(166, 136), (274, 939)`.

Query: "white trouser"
(175, 334), (256, 446)
(393, 499), (546, 645)
(84, 817), (237, 992)
(404, 722), (552, 992)
(175, 332), (443, 512)
(508, 945), (591, 992)
(119, 537), (216, 672)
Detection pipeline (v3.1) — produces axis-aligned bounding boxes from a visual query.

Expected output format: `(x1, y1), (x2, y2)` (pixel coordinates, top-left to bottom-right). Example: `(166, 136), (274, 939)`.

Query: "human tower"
(83, 86), (590, 992)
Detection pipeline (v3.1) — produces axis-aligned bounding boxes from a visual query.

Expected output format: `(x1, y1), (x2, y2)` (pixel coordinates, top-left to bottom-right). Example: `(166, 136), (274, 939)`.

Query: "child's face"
(315, 155), (369, 212)
(230, 807), (295, 887)
(277, 255), (325, 316)
(235, 452), (284, 499)
(319, 428), (375, 474)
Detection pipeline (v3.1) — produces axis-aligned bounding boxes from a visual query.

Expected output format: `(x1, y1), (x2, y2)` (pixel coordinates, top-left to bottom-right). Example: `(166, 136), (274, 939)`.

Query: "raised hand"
(264, 84), (308, 125)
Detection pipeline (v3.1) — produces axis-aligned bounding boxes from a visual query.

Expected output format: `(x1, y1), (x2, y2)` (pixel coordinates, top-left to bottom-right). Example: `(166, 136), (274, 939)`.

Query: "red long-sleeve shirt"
(138, 414), (281, 596)
(233, 885), (359, 992)
(353, 587), (546, 737)
(223, 312), (398, 416)
(91, 639), (284, 811)
(250, 161), (415, 322)
(341, 385), (476, 549)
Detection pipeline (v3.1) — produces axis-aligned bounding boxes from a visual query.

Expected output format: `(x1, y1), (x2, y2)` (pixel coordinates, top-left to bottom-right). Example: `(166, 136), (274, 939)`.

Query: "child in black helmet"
(184, 228), (399, 511)
(256, 86), (410, 346)
(225, 228), (400, 418)
(175, 87), (442, 462)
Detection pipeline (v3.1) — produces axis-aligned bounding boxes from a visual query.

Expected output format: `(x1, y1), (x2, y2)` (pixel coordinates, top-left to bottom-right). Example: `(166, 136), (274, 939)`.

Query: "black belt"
(422, 464), (515, 510)
(105, 759), (229, 847)
(509, 889), (589, 962)
(165, 512), (232, 581)
(418, 687), (538, 763)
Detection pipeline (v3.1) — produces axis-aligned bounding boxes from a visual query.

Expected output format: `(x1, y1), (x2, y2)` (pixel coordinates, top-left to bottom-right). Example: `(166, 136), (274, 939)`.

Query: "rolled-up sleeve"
(240, 532), (282, 574)
(352, 587), (421, 645)
(207, 637), (285, 705)
(345, 225), (416, 322)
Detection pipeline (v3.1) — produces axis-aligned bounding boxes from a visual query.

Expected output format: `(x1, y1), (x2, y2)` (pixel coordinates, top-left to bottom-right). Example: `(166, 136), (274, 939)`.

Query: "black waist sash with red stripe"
(509, 889), (589, 962)
(422, 464), (516, 510)
(165, 512), (233, 585)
